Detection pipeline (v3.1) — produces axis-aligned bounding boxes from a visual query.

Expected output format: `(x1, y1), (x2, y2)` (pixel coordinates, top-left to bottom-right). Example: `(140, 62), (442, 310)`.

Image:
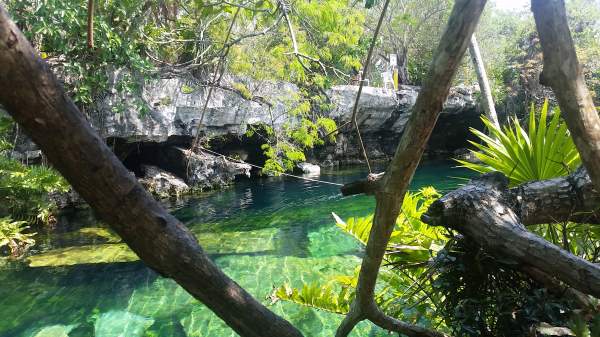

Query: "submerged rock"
(94, 310), (154, 337)
(28, 324), (78, 337)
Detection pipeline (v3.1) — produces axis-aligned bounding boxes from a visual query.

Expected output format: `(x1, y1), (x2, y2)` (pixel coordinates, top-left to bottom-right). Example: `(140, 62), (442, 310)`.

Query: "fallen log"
(423, 168), (600, 298)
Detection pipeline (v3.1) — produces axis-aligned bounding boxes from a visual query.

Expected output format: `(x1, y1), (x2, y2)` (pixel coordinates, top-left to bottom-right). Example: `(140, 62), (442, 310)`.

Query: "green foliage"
(274, 282), (352, 314)
(0, 217), (35, 257)
(0, 118), (68, 235)
(529, 221), (600, 264)
(275, 187), (447, 326)
(0, 155), (69, 225)
(457, 101), (581, 186)
(6, 0), (153, 107)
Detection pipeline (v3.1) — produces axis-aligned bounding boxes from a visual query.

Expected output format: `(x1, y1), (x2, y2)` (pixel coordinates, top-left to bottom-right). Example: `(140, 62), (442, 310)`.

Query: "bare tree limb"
(335, 1), (487, 336)
(532, 0), (600, 192)
(0, 6), (304, 337)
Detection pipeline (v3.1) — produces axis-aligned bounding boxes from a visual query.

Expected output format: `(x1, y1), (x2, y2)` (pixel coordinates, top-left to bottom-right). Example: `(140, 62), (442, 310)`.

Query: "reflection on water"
(0, 161), (474, 337)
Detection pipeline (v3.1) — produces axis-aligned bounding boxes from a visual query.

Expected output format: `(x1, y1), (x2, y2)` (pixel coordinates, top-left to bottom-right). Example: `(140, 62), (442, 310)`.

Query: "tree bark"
(87, 0), (94, 49)
(423, 169), (600, 298)
(0, 7), (304, 337)
(469, 34), (499, 129)
(532, 0), (600, 192)
(335, 1), (487, 336)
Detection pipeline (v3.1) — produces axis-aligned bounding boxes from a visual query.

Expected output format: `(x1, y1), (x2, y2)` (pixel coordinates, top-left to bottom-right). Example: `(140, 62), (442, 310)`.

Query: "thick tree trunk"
(469, 34), (499, 129)
(532, 0), (600, 192)
(0, 7), (303, 337)
(335, 1), (487, 336)
(423, 169), (600, 298)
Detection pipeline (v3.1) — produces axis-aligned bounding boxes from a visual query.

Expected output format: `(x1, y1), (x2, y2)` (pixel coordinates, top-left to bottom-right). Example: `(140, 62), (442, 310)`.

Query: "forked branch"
(335, 1), (487, 336)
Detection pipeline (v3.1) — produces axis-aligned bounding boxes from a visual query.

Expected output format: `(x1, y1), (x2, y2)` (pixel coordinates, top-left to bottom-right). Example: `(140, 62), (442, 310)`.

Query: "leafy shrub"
(0, 156), (69, 225)
(456, 100), (580, 186)
(0, 217), (35, 257)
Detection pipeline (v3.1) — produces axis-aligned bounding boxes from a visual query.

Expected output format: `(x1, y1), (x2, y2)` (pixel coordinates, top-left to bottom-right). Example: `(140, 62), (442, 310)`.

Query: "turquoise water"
(0, 161), (473, 337)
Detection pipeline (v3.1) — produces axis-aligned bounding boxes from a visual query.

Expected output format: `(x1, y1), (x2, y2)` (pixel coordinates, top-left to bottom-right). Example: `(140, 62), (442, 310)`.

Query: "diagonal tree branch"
(335, 1), (487, 336)
(0, 6), (304, 337)
(531, 0), (600, 192)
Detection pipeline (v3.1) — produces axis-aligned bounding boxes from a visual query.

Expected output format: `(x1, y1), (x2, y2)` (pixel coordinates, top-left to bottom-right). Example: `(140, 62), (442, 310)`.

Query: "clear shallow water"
(0, 161), (474, 337)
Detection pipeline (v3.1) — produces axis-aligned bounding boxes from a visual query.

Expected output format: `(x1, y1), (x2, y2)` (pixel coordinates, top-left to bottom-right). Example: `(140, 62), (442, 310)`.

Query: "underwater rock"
(139, 165), (190, 198)
(27, 244), (138, 267)
(28, 324), (78, 337)
(94, 310), (154, 337)
(27, 227), (278, 267)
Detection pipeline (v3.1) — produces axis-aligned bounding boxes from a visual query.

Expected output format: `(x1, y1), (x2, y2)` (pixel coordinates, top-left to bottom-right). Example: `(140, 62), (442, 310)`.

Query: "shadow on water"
(0, 160), (475, 337)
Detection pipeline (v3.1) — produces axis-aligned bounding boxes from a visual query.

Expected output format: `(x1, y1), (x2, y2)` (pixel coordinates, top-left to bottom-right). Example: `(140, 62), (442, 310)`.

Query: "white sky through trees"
(493, 0), (529, 10)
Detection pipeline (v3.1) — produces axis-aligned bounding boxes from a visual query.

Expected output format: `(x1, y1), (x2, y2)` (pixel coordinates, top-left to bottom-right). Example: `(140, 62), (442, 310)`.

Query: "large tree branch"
(0, 6), (304, 337)
(423, 169), (600, 298)
(335, 1), (486, 336)
(532, 0), (600, 192)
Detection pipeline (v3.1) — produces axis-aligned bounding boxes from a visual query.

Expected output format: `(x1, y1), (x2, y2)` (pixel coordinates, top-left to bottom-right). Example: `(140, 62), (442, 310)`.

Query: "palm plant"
(456, 100), (581, 186)
(0, 217), (35, 257)
(273, 187), (447, 325)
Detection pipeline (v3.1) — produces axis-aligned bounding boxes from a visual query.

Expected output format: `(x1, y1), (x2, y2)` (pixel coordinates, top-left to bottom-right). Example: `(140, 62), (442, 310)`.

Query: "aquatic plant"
(456, 100), (581, 186)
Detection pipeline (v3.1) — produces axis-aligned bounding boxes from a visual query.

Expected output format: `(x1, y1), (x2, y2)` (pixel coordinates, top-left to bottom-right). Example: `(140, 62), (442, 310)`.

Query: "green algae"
(27, 228), (279, 267)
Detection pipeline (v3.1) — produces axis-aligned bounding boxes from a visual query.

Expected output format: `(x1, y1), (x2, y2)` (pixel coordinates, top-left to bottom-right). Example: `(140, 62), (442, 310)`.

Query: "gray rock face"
(328, 84), (477, 133)
(149, 147), (251, 191)
(92, 71), (299, 142)
(90, 72), (480, 158)
(7, 71), (482, 197)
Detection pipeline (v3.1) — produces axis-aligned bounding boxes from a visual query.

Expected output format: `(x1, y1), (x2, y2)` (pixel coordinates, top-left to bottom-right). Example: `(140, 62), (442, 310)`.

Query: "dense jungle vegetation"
(2, 0), (600, 337)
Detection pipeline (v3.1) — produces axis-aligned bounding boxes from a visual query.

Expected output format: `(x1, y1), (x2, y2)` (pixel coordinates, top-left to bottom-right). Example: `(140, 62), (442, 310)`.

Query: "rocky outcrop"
(139, 165), (190, 198)
(92, 71), (299, 142)
(5, 72), (482, 196)
(91, 74), (480, 152)
(296, 162), (321, 175)
(90, 73), (481, 167)
(161, 147), (251, 190)
(319, 84), (481, 163)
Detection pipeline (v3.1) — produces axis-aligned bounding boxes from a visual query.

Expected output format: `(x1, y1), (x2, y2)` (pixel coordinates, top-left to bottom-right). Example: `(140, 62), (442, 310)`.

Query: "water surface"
(0, 161), (473, 337)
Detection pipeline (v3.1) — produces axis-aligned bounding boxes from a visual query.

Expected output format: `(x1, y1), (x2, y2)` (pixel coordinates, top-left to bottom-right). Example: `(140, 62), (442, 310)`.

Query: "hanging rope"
(327, 0), (392, 174)
(198, 146), (344, 186)
(190, 6), (242, 153)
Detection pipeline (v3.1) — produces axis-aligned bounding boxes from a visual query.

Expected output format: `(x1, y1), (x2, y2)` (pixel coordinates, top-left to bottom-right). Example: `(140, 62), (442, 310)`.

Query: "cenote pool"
(0, 161), (474, 337)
